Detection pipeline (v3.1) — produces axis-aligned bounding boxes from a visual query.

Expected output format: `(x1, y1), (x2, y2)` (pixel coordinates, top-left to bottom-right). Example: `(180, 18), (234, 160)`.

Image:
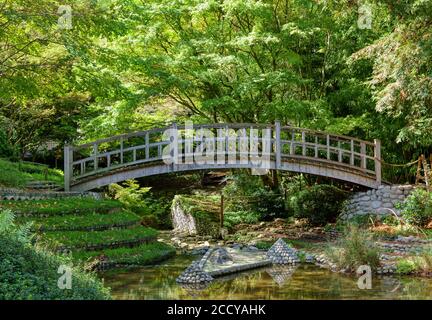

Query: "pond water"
(100, 255), (432, 300)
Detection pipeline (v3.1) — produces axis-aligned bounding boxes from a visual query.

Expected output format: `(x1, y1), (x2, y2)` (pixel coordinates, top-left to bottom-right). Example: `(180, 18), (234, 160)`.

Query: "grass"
(43, 226), (158, 249)
(396, 251), (432, 275)
(0, 197), (123, 216)
(17, 210), (141, 231)
(0, 158), (63, 188)
(326, 225), (381, 271)
(72, 242), (176, 265)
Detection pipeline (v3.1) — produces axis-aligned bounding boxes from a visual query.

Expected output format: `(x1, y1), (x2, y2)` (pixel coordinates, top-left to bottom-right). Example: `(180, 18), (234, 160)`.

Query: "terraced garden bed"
(18, 210), (141, 232)
(73, 242), (176, 268)
(0, 197), (123, 216)
(44, 226), (158, 251)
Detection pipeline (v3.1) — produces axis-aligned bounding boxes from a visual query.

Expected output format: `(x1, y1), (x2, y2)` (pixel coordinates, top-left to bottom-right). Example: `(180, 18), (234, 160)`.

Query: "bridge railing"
(64, 122), (381, 190)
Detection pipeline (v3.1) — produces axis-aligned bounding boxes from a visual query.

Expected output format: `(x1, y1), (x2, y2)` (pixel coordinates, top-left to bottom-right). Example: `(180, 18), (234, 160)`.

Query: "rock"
(266, 238), (299, 265)
(371, 201), (382, 209)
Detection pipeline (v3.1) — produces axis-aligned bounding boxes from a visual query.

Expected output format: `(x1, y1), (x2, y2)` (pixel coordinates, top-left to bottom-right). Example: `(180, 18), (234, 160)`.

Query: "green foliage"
(139, 194), (173, 229)
(108, 180), (151, 210)
(0, 129), (17, 160)
(0, 210), (110, 300)
(0, 197), (122, 216)
(0, 158), (63, 188)
(326, 225), (381, 271)
(396, 259), (417, 275)
(43, 226), (158, 249)
(398, 189), (432, 227)
(223, 211), (261, 230)
(223, 173), (287, 221)
(254, 241), (273, 250)
(72, 242), (176, 266)
(290, 185), (348, 226)
(353, 0), (432, 149)
(17, 210), (141, 232)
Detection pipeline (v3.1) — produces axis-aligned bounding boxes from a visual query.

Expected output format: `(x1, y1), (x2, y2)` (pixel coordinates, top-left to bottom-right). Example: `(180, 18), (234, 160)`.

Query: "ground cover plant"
(17, 210), (141, 231)
(43, 226), (158, 249)
(0, 210), (111, 300)
(0, 197), (123, 216)
(0, 158), (63, 188)
(73, 242), (176, 266)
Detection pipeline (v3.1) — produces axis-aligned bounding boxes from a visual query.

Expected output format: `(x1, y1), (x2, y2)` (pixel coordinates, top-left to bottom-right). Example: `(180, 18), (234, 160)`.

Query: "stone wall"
(340, 185), (415, 219)
(171, 196), (198, 235)
(171, 195), (220, 238)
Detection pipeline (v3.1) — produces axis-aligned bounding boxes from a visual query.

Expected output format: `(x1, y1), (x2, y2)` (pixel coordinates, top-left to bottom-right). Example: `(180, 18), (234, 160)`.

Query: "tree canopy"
(1, 0), (431, 176)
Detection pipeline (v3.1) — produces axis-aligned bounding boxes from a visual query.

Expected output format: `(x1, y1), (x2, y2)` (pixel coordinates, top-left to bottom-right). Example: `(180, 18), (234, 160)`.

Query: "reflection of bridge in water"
(65, 122), (383, 191)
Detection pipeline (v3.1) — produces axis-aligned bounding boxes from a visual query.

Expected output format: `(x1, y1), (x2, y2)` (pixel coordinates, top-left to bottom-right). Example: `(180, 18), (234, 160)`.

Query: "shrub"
(223, 211), (261, 230)
(109, 180), (173, 228)
(108, 179), (151, 210)
(0, 210), (110, 300)
(223, 172), (287, 221)
(396, 259), (417, 275)
(290, 185), (348, 226)
(398, 188), (432, 227)
(0, 128), (17, 160)
(326, 225), (381, 271)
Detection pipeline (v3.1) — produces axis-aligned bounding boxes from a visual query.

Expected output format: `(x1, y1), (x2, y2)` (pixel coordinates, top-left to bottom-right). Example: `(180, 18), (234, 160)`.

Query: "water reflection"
(100, 255), (432, 300)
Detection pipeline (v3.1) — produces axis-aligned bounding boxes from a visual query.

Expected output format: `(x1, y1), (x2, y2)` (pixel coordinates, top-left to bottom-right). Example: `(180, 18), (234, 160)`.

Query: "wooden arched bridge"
(64, 122), (382, 192)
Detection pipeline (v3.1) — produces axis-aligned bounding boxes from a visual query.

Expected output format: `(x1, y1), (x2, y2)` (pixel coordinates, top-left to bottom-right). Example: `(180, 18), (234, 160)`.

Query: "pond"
(100, 255), (432, 300)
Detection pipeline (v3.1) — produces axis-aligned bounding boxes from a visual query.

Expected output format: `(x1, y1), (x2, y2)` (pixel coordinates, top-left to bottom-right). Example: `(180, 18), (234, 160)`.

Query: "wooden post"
(275, 121), (281, 169)
(302, 131), (306, 156)
(374, 139), (382, 185)
(350, 140), (355, 166)
(415, 155), (423, 185)
(220, 193), (224, 229)
(360, 142), (366, 170)
(93, 143), (98, 171)
(145, 132), (150, 159)
(422, 155), (430, 191)
(64, 144), (72, 192)
(337, 141), (342, 162)
(326, 135), (330, 160)
(172, 122), (178, 164)
(120, 138), (124, 164)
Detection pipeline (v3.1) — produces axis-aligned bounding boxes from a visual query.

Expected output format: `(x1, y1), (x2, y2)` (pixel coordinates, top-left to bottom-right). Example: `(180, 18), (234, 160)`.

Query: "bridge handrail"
(64, 122), (381, 191)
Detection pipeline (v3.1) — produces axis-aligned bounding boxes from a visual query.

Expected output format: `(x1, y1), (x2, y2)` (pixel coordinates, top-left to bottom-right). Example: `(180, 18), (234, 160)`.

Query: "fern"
(0, 209), (15, 233)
